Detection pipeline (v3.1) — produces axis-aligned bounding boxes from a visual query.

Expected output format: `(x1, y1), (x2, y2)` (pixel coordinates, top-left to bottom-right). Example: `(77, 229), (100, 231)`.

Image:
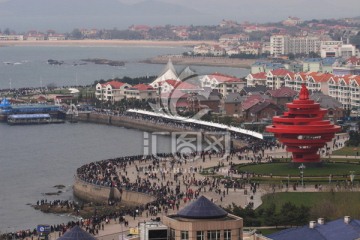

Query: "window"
(197, 231), (205, 240)
(169, 228), (175, 240)
(207, 230), (220, 240)
(224, 230), (231, 240)
(181, 231), (189, 240)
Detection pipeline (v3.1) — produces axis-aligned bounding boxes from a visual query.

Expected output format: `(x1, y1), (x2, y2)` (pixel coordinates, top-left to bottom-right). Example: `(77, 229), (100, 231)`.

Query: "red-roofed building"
(246, 72), (267, 86)
(266, 86), (297, 108)
(266, 69), (294, 89)
(200, 73), (246, 97)
(347, 57), (360, 66)
(95, 80), (131, 102)
(124, 84), (157, 100)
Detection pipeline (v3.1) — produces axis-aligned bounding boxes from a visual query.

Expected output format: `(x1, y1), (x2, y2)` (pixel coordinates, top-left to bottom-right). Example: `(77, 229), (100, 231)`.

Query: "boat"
(7, 114), (65, 125)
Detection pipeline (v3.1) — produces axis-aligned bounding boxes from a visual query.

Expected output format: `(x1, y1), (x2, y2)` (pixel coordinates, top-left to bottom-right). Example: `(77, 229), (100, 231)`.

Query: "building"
(124, 84), (157, 100)
(246, 72), (267, 87)
(270, 35), (320, 56)
(266, 69), (293, 90)
(150, 59), (179, 88)
(162, 196), (243, 240)
(221, 92), (242, 116)
(200, 73), (246, 97)
(95, 80), (131, 102)
(0, 35), (24, 41)
(266, 87), (297, 109)
(270, 35), (289, 56)
(320, 41), (356, 58)
(244, 99), (281, 122)
(282, 16), (303, 26)
(310, 92), (345, 122)
(268, 216), (360, 240)
(219, 34), (250, 43)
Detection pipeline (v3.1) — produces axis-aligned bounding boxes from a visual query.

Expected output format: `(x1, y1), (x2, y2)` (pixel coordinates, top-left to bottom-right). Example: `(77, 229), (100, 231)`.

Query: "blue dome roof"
(177, 196), (228, 219)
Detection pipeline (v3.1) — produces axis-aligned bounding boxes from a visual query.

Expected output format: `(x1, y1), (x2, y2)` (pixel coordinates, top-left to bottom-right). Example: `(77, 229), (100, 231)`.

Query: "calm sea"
(0, 45), (249, 231)
(0, 45), (249, 89)
(0, 122), (172, 232)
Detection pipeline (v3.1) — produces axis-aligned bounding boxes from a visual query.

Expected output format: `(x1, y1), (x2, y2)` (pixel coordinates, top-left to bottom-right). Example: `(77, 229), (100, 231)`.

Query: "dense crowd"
(4, 109), (279, 238)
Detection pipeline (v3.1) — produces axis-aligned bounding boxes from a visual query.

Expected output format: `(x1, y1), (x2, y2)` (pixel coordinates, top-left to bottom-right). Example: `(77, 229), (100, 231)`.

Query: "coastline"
(143, 55), (255, 69)
(0, 39), (217, 47)
(0, 39), (255, 68)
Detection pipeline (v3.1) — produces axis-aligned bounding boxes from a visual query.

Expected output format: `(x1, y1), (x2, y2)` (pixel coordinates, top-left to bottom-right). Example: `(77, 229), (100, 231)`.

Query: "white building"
(320, 41), (356, 58)
(200, 73), (245, 96)
(270, 35), (289, 56)
(95, 80), (131, 102)
(270, 35), (320, 56)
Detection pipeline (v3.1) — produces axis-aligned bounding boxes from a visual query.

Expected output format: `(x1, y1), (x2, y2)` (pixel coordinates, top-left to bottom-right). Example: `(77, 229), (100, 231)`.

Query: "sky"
(0, 0), (359, 32)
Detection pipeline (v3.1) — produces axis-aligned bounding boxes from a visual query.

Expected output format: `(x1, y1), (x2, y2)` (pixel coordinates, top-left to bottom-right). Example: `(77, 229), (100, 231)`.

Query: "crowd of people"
(3, 108), (280, 238)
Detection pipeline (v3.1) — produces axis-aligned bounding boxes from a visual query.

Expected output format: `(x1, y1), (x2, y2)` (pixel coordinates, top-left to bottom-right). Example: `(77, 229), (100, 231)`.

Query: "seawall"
(73, 177), (156, 205)
(73, 112), (185, 133)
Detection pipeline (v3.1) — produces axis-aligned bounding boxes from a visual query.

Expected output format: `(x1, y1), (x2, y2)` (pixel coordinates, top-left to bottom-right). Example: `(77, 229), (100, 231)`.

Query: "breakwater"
(74, 112), (186, 133)
(73, 177), (156, 205)
(142, 55), (256, 69)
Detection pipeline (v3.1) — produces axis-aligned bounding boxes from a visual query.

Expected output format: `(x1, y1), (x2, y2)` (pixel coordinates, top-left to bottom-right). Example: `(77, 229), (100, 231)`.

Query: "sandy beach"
(0, 39), (217, 47)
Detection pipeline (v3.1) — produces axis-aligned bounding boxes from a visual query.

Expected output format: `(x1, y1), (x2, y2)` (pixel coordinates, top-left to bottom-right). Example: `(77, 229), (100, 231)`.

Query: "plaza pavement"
(48, 134), (352, 240)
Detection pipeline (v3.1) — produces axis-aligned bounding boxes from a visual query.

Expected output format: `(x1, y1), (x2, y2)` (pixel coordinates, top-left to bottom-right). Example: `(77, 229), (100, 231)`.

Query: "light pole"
(299, 164), (306, 188)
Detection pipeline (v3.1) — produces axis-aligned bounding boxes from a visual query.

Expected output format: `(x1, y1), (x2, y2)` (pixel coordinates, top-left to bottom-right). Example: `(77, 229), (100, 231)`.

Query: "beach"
(0, 39), (217, 47)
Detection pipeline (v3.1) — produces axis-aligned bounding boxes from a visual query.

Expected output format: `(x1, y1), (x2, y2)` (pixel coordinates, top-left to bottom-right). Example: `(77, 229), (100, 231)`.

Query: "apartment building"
(284, 72), (360, 109)
(270, 35), (321, 56)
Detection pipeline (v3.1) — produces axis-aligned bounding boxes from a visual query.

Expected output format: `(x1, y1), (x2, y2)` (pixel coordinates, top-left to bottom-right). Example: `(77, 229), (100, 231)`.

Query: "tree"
(70, 29), (83, 40)
(3, 28), (11, 35)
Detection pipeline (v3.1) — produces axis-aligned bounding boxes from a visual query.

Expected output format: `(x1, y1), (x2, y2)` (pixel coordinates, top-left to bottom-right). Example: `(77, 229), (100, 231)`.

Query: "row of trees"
(225, 201), (310, 227)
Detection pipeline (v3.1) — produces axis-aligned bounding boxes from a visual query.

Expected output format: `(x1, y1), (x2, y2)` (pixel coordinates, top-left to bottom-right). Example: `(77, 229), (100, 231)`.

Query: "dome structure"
(57, 226), (97, 240)
(177, 196), (228, 219)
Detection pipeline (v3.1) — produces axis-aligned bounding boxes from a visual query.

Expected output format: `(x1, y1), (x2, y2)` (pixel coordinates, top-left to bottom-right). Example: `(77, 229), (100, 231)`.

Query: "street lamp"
(299, 164), (306, 188)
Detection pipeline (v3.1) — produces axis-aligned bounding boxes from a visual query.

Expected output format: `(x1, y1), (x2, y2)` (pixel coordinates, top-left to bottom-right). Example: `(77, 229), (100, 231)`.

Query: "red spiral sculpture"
(266, 84), (341, 163)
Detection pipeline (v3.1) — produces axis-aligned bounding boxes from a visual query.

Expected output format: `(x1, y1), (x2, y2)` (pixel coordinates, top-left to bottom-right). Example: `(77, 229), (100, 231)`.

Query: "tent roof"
(57, 226), (97, 240)
(177, 196), (228, 219)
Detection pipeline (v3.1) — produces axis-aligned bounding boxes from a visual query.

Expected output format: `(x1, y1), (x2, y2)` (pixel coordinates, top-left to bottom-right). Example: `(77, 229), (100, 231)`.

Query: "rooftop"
(176, 196), (228, 219)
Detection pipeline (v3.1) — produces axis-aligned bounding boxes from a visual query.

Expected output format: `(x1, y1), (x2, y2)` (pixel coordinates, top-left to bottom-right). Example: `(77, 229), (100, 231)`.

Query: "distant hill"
(0, 0), (209, 32)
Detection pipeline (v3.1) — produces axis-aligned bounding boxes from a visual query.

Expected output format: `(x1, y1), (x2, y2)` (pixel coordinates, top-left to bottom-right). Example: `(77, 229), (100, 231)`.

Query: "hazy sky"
(120, 0), (360, 21)
(0, 0), (359, 32)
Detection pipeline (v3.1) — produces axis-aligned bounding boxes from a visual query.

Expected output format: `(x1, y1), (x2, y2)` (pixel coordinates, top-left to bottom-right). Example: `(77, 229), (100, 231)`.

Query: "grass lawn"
(237, 163), (360, 176)
(332, 146), (360, 156)
(258, 192), (360, 219)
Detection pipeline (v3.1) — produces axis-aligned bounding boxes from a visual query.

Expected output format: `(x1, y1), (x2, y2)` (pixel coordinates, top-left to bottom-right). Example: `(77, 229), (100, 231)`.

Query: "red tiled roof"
(269, 69), (293, 77)
(209, 73), (243, 83)
(347, 56), (360, 65)
(104, 80), (127, 89)
(242, 94), (265, 111)
(164, 79), (180, 87)
(266, 87), (297, 98)
(251, 72), (267, 79)
(174, 81), (200, 90)
(307, 72), (334, 83)
(131, 84), (153, 91)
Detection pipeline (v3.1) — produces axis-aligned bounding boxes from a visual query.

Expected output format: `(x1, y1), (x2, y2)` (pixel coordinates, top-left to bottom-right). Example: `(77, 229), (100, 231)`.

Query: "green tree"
(70, 28), (83, 39)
